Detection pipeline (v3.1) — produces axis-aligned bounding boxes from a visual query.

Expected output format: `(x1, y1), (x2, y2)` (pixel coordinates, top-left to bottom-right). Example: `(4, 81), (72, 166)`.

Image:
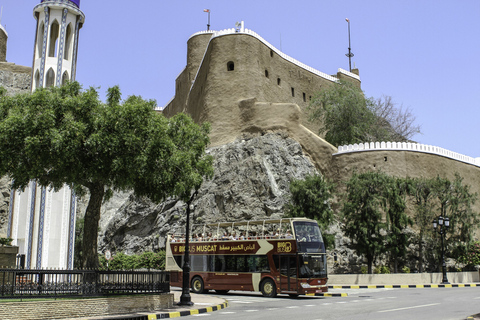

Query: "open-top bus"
(165, 218), (328, 297)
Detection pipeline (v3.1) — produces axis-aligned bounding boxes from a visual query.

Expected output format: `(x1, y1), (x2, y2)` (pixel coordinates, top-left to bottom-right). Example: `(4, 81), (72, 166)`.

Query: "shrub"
(401, 266), (411, 273)
(458, 241), (480, 270)
(374, 265), (391, 274)
(98, 250), (166, 270)
(0, 238), (13, 246)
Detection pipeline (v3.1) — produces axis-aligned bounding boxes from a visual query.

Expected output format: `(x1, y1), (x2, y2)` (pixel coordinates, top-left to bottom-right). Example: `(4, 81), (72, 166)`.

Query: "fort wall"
(162, 28), (360, 147)
(331, 147), (480, 220)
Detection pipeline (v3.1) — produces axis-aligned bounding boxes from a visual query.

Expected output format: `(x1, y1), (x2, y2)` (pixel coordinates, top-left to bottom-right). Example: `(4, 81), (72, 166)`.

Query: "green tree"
(308, 81), (420, 146)
(342, 171), (388, 274)
(384, 177), (413, 273)
(0, 82), (213, 268)
(431, 174), (478, 261)
(408, 177), (436, 272)
(286, 174), (335, 248)
(308, 81), (378, 146)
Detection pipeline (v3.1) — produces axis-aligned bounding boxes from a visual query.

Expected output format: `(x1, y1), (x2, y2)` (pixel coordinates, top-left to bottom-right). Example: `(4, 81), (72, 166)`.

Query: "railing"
(0, 268), (170, 299)
(335, 141), (480, 168)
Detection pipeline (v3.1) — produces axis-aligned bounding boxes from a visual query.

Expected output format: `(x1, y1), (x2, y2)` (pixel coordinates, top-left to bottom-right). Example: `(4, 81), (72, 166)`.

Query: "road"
(190, 287), (480, 320)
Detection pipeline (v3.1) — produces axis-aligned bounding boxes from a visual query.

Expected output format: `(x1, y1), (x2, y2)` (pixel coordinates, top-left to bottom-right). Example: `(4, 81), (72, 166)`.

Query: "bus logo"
(277, 242), (292, 253)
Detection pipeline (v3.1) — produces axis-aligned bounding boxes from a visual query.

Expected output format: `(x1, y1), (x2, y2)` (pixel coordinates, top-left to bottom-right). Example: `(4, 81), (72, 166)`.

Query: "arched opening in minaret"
(48, 20), (60, 58)
(62, 71), (69, 86)
(34, 70), (41, 89)
(65, 24), (73, 61)
(37, 22), (45, 59)
(227, 61), (235, 71)
(45, 68), (55, 87)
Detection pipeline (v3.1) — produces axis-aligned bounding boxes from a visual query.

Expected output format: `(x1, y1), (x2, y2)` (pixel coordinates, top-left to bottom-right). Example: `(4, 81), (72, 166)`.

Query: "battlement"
(335, 142), (480, 167)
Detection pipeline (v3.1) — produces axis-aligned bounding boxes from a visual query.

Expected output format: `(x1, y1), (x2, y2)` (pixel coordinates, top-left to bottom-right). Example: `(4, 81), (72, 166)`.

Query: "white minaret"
(32, 0), (84, 90)
(8, 0), (84, 270)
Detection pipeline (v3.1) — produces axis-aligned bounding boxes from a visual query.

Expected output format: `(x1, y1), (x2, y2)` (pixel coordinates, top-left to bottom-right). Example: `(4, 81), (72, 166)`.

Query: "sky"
(1, 0), (479, 158)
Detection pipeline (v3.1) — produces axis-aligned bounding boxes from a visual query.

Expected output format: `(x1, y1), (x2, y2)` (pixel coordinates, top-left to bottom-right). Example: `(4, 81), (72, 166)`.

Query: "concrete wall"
(0, 294), (174, 320)
(329, 271), (479, 285)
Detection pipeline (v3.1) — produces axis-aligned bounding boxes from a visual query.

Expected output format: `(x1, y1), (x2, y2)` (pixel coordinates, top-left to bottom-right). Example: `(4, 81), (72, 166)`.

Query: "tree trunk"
(82, 182), (105, 269)
(418, 232), (424, 273)
(367, 255), (373, 274)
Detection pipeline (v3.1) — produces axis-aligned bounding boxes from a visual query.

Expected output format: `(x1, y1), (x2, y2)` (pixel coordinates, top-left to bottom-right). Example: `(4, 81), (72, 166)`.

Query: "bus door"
(278, 254), (298, 292)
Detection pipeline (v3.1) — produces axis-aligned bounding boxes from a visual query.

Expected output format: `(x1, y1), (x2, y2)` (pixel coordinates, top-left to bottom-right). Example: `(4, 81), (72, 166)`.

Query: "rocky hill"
(97, 132), (318, 254)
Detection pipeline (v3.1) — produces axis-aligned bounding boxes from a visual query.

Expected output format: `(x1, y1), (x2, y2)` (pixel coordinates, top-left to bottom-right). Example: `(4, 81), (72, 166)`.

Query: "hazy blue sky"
(2, 0), (479, 158)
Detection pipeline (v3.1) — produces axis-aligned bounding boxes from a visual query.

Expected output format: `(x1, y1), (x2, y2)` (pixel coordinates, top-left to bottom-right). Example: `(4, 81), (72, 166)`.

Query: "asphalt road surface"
(189, 287), (480, 320)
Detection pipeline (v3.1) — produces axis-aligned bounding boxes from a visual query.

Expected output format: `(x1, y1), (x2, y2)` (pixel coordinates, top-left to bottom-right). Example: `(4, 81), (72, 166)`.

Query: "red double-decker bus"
(165, 218), (328, 297)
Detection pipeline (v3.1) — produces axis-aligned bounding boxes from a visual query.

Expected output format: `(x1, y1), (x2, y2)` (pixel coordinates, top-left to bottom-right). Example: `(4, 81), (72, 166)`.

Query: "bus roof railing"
(196, 217), (313, 228)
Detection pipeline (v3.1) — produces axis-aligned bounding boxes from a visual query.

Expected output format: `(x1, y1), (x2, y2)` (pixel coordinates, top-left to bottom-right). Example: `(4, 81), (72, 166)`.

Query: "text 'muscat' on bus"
(165, 218), (328, 297)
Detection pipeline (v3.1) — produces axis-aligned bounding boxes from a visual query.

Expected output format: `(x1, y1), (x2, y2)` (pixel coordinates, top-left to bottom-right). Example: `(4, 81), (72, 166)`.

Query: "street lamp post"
(432, 216), (450, 284)
(178, 202), (194, 306)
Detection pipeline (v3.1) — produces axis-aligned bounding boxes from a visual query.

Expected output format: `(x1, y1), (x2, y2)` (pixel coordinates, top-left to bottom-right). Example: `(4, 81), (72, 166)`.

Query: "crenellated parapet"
(336, 141), (480, 167)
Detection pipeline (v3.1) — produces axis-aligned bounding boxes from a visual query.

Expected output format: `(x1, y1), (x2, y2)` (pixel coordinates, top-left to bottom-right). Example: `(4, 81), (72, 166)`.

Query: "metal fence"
(0, 268), (170, 299)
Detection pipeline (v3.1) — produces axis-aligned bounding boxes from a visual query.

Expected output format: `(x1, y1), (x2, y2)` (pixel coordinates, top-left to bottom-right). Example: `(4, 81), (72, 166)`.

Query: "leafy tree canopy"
(308, 81), (420, 146)
(341, 171), (389, 274)
(0, 82), (213, 268)
(286, 174), (335, 248)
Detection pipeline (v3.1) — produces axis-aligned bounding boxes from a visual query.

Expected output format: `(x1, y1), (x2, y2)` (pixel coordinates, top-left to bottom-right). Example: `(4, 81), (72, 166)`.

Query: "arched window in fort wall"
(227, 61), (234, 71)
(45, 68), (55, 88)
(48, 20), (60, 58)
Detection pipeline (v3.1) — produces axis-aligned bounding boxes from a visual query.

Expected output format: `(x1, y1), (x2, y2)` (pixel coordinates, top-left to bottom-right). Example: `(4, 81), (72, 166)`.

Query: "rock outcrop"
(98, 132), (319, 254)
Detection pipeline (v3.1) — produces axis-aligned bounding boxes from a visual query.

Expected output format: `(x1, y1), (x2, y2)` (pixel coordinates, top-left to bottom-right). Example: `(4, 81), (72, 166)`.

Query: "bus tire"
(260, 278), (277, 298)
(191, 276), (205, 294)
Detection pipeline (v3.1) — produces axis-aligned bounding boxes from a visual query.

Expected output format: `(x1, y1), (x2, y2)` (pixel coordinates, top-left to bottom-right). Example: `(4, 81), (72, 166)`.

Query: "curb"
(329, 283), (479, 289)
(315, 292), (348, 297)
(97, 302), (229, 320)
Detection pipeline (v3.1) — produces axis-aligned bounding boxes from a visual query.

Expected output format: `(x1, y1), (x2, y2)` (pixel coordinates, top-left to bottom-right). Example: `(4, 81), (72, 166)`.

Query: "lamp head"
(444, 217), (450, 228)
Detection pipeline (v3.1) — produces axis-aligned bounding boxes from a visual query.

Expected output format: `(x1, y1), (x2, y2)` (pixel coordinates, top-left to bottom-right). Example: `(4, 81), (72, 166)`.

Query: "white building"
(7, 0), (84, 269)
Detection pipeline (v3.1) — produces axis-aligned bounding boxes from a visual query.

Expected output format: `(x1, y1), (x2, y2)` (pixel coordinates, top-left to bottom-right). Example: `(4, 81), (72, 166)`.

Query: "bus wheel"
(215, 290), (229, 294)
(260, 278), (277, 298)
(191, 276), (205, 294)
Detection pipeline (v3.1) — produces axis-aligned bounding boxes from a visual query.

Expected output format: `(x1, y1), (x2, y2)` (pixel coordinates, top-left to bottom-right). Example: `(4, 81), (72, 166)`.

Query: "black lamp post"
(432, 216), (450, 284)
(178, 202), (194, 306)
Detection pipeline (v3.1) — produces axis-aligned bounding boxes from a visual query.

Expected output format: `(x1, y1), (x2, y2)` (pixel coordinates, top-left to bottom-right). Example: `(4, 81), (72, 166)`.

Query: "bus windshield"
(293, 221), (325, 253)
(299, 254), (327, 278)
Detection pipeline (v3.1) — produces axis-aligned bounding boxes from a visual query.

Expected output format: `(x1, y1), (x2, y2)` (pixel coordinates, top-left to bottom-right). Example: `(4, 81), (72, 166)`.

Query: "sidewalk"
(59, 290), (228, 320)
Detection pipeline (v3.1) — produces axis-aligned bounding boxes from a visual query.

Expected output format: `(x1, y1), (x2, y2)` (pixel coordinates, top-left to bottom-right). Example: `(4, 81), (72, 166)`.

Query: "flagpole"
(204, 9), (210, 31)
(345, 18), (354, 72)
